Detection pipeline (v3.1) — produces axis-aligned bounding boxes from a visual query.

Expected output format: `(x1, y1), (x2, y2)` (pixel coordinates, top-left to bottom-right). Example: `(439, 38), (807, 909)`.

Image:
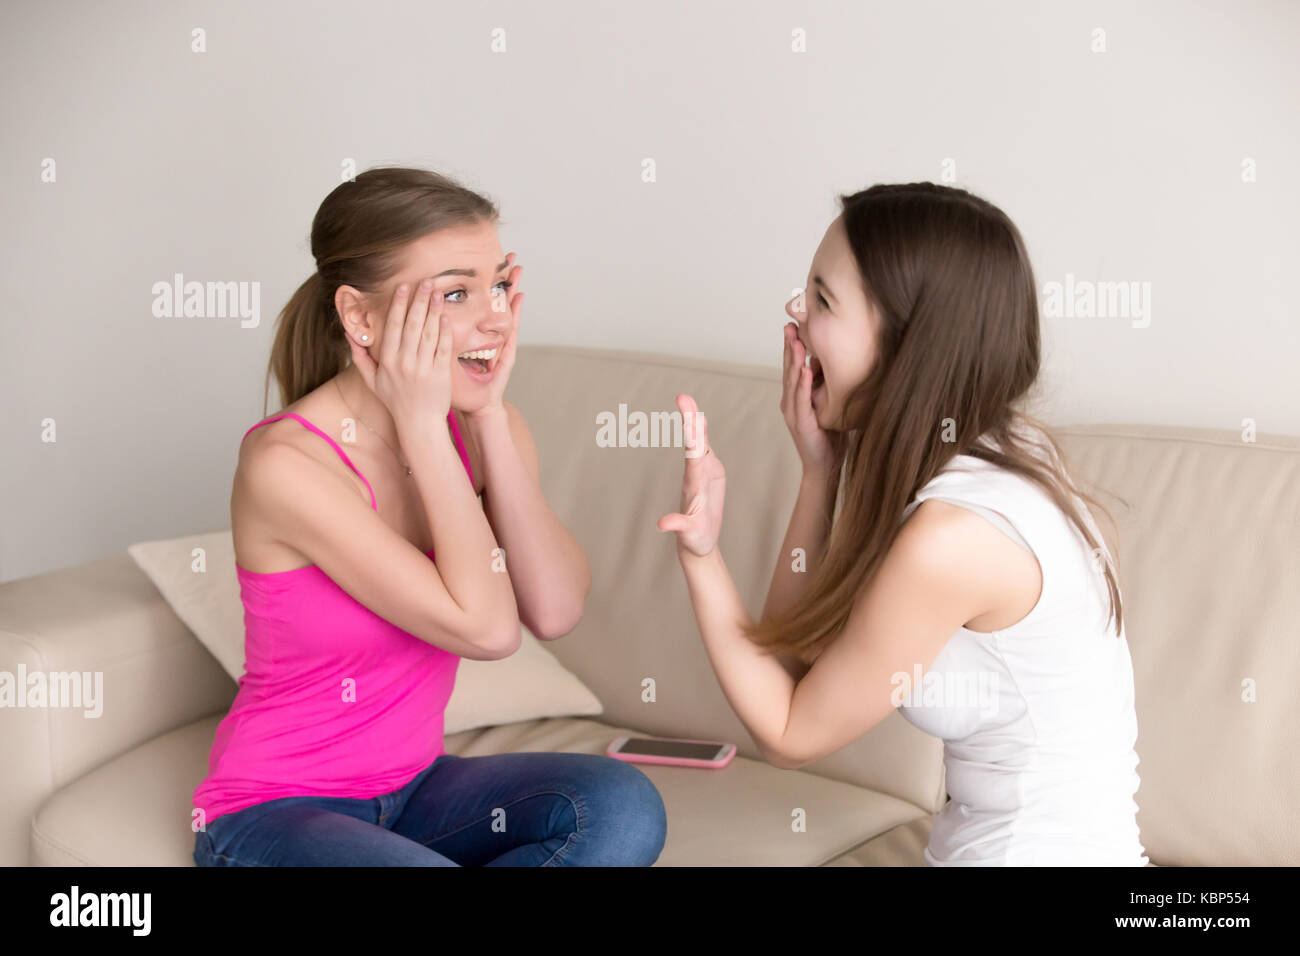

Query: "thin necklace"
(334, 377), (412, 476)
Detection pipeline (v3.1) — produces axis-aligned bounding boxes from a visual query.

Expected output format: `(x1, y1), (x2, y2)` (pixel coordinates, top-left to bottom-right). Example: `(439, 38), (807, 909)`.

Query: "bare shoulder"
(237, 419), (326, 491)
(240, 409), (371, 498)
(231, 406), (371, 569)
(897, 499), (1042, 631)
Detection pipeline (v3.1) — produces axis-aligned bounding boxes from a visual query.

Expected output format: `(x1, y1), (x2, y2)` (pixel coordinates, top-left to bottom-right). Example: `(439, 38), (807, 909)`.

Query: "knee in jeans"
(594, 759), (668, 863)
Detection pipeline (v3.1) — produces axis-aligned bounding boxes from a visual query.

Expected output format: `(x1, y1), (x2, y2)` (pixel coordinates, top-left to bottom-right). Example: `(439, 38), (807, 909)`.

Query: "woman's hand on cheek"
(469, 253), (524, 422)
(349, 283), (451, 437)
(781, 322), (836, 478)
(657, 394), (727, 558)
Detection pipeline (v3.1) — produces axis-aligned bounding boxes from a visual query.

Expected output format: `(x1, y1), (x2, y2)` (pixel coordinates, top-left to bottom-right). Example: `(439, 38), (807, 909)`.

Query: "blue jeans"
(193, 751), (667, 866)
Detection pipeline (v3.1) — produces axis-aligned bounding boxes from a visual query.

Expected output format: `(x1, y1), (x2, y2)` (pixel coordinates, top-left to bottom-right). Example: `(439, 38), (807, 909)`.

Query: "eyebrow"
(813, 274), (838, 305)
(434, 258), (512, 279)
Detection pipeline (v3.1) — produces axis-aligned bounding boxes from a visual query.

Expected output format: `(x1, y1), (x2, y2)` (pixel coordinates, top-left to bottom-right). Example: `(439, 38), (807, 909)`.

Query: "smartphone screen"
(618, 738), (727, 760)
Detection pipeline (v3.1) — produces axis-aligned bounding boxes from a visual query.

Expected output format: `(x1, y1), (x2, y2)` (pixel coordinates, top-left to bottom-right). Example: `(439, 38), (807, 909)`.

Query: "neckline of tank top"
(235, 407), (468, 579)
(968, 419), (1058, 463)
(244, 408), (475, 489)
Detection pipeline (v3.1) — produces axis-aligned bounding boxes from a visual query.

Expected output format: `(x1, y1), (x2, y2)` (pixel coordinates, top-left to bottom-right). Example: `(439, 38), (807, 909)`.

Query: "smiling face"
(785, 215), (880, 430)
(340, 219), (514, 413)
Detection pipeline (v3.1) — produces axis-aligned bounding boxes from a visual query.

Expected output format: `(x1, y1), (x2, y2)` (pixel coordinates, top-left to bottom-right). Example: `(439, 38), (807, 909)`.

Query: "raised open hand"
(657, 394), (726, 557)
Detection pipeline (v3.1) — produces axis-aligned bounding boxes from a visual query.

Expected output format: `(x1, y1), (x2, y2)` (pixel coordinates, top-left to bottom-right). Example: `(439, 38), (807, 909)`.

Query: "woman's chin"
(451, 392), (490, 416)
(450, 367), (495, 412)
(448, 383), (477, 411)
(811, 387), (830, 422)
(813, 395), (844, 432)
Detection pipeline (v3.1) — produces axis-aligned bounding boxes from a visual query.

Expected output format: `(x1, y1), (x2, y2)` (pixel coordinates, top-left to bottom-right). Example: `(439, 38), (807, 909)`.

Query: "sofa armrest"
(0, 553), (236, 865)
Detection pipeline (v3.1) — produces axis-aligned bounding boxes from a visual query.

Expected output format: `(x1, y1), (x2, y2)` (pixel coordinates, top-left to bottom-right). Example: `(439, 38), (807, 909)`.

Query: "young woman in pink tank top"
(192, 167), (665, 867)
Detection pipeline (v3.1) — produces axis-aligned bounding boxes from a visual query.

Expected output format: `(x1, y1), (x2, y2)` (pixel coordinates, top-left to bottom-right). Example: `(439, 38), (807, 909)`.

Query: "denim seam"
(418, 788), (587, 864)
(542, 827), (582, 867)
(211, 851), (270, 867)
(195, 829), (258, 867)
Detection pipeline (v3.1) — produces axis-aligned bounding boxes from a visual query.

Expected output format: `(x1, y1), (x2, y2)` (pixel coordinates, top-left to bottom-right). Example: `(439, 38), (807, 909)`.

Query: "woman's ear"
(334, 284), (375, 346)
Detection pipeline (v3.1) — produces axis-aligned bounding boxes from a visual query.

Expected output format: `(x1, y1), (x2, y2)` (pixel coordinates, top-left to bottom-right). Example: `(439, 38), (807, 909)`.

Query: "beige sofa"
(3, 344), (1297, 866)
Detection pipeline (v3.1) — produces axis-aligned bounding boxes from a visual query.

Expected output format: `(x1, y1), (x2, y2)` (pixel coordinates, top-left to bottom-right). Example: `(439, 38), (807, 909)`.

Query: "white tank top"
(897, 425), (1148, 866)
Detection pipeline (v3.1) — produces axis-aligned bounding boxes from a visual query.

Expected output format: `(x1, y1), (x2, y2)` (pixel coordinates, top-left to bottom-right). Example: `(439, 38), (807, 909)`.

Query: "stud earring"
(360, 334), (369, 342)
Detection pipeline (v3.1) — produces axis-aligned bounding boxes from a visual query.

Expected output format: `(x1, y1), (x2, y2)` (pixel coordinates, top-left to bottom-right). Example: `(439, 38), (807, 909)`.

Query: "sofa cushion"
(825, 816), (933, 866)
(31, 713), (929, 867)
(126, 530), (604, 735)
(822, 817), (1160, 867)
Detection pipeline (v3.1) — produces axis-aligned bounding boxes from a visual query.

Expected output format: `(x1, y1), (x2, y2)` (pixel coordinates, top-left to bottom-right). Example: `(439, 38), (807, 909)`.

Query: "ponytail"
(263, 272), (347, 415)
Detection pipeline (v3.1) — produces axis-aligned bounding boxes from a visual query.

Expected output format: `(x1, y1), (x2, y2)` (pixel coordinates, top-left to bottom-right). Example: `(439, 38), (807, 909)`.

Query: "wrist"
(466, 402), (508, 427)
(677, 541), (722, 568)
(464, 403), (510, 454)
(800, 466), (836, 494)
(397, 420), (457, 459)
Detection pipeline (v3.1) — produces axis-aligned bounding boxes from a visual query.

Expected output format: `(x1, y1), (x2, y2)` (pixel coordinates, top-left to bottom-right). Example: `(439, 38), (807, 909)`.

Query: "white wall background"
(2, 0), (1296, 581)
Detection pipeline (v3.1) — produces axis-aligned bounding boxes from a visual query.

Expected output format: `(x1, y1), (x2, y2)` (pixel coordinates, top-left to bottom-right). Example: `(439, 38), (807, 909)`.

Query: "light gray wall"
(2, 0), (1296, 582)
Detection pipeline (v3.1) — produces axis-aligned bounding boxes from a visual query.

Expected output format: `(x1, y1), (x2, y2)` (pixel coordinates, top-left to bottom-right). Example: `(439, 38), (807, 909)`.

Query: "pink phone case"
(605, 735), (736, 769)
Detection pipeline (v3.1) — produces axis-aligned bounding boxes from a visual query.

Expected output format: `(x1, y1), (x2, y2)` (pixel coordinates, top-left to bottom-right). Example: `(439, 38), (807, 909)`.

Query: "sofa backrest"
(1052, 424), (1299, 865)
(509, 345), (1300, 864)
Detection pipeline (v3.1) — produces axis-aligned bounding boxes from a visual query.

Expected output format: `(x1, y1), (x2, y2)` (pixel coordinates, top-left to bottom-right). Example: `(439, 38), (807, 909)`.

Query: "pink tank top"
(192, 409), (474, 827)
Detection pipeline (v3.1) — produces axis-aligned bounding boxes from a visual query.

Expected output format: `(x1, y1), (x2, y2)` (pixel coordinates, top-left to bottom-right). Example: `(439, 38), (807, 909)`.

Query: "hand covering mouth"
(805, 351), (825, 389)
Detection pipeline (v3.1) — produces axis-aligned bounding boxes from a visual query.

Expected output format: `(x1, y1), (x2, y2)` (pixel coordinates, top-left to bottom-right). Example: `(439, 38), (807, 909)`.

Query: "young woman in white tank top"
(658, 183), (1147, 866)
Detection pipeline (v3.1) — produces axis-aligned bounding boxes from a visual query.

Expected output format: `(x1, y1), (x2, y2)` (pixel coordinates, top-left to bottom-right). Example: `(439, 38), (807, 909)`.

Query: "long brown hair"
(264, 166), (499, 413)
(744, 182), (1124, 663)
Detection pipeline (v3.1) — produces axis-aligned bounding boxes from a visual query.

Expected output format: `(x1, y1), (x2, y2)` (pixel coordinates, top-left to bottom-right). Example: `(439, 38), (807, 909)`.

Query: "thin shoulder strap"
(242, 412), (378, 511)
(447, 410), (475, 486)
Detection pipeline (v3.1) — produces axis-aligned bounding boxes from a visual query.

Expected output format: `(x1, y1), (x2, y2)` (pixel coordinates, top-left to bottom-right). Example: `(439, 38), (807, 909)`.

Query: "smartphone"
(606, 735), (736, 769)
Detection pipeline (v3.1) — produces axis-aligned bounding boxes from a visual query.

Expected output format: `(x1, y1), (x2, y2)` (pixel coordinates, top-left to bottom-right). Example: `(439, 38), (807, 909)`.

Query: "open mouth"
(808, 353), (825, 391)
(457, 347), (498, 378)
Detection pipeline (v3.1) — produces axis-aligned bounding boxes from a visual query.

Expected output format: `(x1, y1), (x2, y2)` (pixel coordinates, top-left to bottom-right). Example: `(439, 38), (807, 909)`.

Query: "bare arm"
(761, 470), (838, 621)
(400, 418), (522, 650)
(760, 469), (839, 680)
(677, 500), (1026, 770)
(659, 395), (1033, 771)
(764, 321), (844, 681)
(472, 400), (590, 639)
(238, 435), (520, 660)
